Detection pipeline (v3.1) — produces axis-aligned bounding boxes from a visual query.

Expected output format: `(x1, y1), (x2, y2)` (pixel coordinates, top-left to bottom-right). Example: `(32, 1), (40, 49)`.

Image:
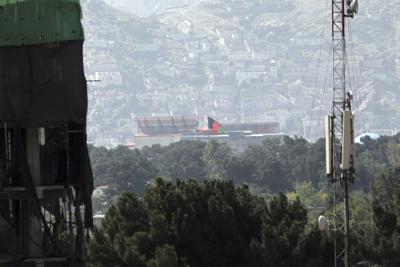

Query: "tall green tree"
(88, 178), (326, 267)
(363, 168), (400, 266)
(144, 141), (207, 181)
(89, 145), (157, 196)
(202, 140), (232, 180)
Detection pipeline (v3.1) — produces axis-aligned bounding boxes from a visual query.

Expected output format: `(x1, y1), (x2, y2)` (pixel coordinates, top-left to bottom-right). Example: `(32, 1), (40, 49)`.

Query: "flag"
(208, 117), (225, 134)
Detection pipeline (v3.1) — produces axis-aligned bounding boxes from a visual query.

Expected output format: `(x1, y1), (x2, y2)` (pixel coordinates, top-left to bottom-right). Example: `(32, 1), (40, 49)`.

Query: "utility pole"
(325, 1), (358, 267)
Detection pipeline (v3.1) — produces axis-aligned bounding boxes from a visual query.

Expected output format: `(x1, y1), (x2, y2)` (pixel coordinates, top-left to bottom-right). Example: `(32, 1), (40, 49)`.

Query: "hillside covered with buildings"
(81, 0), (400, 147)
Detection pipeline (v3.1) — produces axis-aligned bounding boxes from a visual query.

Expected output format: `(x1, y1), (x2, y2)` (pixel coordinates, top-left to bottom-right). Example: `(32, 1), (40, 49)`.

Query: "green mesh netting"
(0, 0), (84, 46)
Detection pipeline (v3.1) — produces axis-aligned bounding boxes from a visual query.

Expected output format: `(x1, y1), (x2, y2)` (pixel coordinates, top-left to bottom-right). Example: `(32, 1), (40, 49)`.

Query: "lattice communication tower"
(325, 1), (358, 267)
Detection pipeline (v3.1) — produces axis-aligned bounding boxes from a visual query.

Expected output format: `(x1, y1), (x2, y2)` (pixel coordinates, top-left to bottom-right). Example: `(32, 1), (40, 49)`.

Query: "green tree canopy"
(87, 178), (331, 267)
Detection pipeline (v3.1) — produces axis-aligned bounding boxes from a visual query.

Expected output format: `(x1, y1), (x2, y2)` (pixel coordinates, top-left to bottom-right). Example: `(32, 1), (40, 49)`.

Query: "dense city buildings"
(82, 0), (400, 148)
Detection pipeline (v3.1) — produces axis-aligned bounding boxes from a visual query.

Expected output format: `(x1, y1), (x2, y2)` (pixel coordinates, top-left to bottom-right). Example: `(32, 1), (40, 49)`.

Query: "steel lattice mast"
(325, 1), (358, 267)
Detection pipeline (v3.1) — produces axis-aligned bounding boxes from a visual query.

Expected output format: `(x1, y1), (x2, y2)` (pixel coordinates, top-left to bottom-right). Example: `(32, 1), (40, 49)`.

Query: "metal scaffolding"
(0, 126), (90, 266)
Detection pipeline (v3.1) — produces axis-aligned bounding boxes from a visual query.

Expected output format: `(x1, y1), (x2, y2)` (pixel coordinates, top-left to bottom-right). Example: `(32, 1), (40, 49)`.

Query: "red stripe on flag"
(212, 121), (221, 134)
